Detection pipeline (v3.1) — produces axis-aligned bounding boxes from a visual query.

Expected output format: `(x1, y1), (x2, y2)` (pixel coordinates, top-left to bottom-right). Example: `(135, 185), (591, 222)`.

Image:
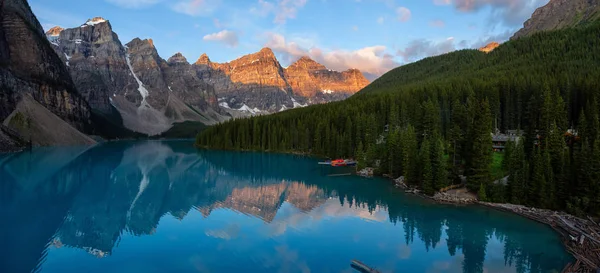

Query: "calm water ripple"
(0, 140), (572, 273)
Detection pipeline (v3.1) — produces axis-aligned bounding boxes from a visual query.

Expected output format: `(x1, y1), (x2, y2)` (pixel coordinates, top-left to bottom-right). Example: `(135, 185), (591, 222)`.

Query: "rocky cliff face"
(48, 17), (133, 114)
(512, 0), (600, 40)
(48, 20), (225, 135)
(195, 47), (295, 113)
(1, 0), (94, 150)
(195, 49), (370, 113)
(285, 56), (369, 98)
(44, 17), (369, 135)
(479, 42), (500, 53)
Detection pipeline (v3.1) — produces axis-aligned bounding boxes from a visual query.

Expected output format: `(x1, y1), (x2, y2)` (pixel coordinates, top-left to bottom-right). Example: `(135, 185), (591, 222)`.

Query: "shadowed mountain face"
(0, 141), (572, 273)
(512, 0), (600, 39)
(0, 0), (95, 151)
(47, 20), (227, 136)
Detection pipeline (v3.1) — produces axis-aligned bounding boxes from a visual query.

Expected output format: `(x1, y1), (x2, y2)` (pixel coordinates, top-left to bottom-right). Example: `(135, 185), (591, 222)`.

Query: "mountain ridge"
(46, 18), (369, 135)
(512, 0), (600, 39)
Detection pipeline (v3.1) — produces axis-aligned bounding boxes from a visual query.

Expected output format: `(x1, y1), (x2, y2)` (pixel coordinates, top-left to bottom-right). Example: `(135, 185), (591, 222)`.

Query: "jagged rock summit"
(45, 26), (64, 37)
(479, 42), (500, 53)
(168, 52), (188, 64)
(285, 56), (370, 98)
(512, 0), (600, 40)
(290, 56), (327, 71)
(195, 53), (211, 65)
(194, 49), (369, 113)
(82, 17), (108, 27)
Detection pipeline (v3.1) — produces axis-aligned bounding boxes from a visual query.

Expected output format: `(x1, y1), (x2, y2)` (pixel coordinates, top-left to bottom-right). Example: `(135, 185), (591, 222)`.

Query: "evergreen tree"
(387, 129), (402, 177)
(590, 135), (600, 212)
(467, 99), (493, 192)
(478, 183), (488, 202)
(530, 146), (547, 207)
(431, 136), (448, 190)
(389, 100), (400, 130)
(356, 141), (366, 170)
(420, 138), (434, 195)
(543, 122), (564, 208)
(402, 125), (419, 185)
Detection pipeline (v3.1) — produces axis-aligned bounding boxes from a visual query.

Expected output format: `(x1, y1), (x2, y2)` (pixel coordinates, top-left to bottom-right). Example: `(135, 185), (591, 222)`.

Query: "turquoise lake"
(0, 140), (572, 273)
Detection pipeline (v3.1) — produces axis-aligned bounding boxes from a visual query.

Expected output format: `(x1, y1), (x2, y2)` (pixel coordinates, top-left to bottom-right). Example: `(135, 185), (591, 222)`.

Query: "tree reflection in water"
(0, 141), (571, 273)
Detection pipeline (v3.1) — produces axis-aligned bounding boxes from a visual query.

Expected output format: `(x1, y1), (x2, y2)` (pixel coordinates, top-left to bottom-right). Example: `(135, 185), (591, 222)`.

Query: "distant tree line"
(197, 23), (600, 216)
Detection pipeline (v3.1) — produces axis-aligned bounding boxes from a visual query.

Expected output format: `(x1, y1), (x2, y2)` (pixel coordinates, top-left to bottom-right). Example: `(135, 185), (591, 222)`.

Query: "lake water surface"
(0, 140), (572, 273)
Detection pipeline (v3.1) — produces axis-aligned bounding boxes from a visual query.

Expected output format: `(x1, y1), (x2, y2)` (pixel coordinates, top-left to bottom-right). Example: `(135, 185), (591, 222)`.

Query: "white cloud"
(264, 32), (399, 77)
(105, 0), (162, 9)
(377, 16), (385, 24)
(396, 7), (411, 22)
(396, 37), (458, 62)
(203, 30), (239, 47)
(451, 0), (549, 27)
(250, 0), (275, 16)
(250, 0), (308, 24)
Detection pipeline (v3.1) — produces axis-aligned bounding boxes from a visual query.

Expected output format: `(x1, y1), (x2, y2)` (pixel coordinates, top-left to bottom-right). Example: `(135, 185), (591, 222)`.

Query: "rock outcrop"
(195, 49), (370, 113)
(479, 42), (500, 53)
(285, 56), (369, 100)
(45, 26), (63, 37)
(195, 47), (295, 113)
(48, 20), (226, 135)
(49, 17), (133, 114)
(512, 0), (600, 40)
(1, 0), (95, 150)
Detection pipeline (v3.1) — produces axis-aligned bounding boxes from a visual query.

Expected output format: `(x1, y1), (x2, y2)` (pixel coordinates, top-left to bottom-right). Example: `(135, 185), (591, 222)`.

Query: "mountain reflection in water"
(0, 141), (572, 273)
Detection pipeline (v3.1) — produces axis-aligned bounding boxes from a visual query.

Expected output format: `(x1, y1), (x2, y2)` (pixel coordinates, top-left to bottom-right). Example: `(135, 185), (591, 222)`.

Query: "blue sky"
(31, 0), (549, 79)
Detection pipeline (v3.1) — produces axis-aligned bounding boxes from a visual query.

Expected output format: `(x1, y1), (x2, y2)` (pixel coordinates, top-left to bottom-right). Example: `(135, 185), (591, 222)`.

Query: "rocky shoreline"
(385, 174), (600, 273)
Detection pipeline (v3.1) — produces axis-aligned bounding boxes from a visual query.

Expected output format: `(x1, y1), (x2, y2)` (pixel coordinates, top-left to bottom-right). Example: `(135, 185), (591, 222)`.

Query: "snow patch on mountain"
(219, 102), (232, 109)
(64, 53), (71, 67)
(126, 54), (149, 106)
(83, 18), (106, 27)
(291, 97), (308, 108)
(238, 104), (261, 115)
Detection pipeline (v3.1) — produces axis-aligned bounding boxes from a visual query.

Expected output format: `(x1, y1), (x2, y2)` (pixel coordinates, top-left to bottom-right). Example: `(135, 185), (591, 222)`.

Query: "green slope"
(359, 22), (600, 95)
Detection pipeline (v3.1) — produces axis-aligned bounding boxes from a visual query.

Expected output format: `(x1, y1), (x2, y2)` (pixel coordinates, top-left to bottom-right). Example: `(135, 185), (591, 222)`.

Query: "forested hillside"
(197, 23), (600, 216)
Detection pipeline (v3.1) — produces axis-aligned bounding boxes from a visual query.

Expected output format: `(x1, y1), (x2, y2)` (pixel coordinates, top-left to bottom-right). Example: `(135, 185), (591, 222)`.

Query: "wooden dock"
(351, 260), (380, 273)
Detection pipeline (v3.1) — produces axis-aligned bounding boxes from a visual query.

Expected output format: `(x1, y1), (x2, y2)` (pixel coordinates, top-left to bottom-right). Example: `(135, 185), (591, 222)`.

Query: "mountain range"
(45, 17), (369, 135)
